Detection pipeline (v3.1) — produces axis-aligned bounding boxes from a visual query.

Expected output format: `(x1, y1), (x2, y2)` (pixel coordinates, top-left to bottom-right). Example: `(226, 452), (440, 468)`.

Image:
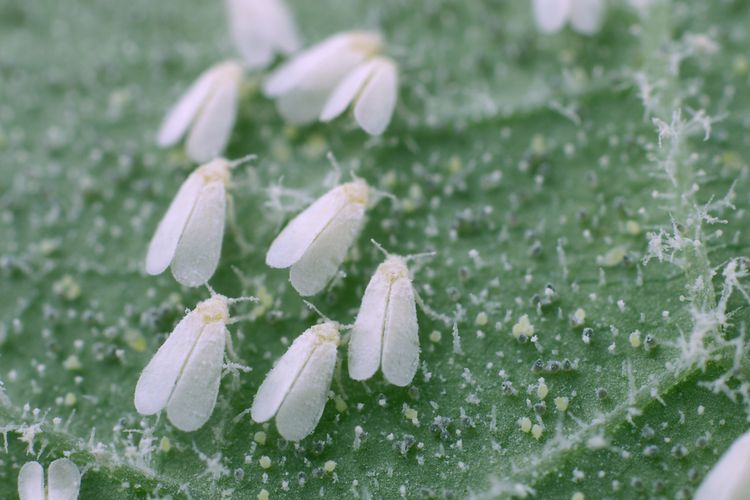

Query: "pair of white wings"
(319, 56), (398, 136)
(134, 311), (227, 432)
(266, 184), (366, 296)
(157, 62), (241, 163)
(533, 0), (605, 34)
(263, 33), (372, 124)
(226, 0), (300, 69)
(18, 459), (79, 500)
(251, 328), (338, 441)
(263, 32), (396, 134)
(145, 172), (226, 288)
(348, 269), (419, 387)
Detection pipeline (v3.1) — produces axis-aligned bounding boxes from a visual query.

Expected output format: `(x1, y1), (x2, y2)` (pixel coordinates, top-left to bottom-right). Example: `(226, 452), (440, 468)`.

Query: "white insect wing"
(289, 199), (366, 296)
(276, 88), (337, 124)
(532, 0), (571, 33)
(47, 458), (81, 500)
(275, 339), (337, 441)
(226, 0), (300, 69)
(348, 263), (391, 381)
(185, 63), (242, 163)
(568, 0), (605, 34)
(135, 296), (230, 432)
(134, 311), (204, 415)
(17, 461), (44, 500)
(145, 171), (203, 276)
(262, 40), (326, 96)
(263, 33), (358, 96)
(250, 329), (318, 423)
(227, 0), (270, 68)
(252, 323), (340, 441)
(353, 57), (398, 136)
(18, 459), (80, 500)
(166, 321), (228, 432)
(266, 182), (358, 269)
(695, 430), (750, 500)
(171, 180), (227, 287)
(263, 32), (382, 123)
(232, 27), (272, 70)
(319, 59), (379, 122)
(349, 257), (419, 386)
(256, 0), (300, 55)
(157, 64), (221, 147)
(380, 272), (419, 386)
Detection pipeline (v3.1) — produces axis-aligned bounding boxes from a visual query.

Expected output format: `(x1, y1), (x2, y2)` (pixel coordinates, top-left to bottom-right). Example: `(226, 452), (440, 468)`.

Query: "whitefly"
(225, 0), (301, 69)
(157, 60), (244, 163)
(250, 321), (341, 441)
(264, 31), (399, 135)
(348, 253), (421, 387)
(265, 178), (371, 296)
(18, 458), (80, 500)
(134, 292), (255, 432)
(145, 156), (252, 288)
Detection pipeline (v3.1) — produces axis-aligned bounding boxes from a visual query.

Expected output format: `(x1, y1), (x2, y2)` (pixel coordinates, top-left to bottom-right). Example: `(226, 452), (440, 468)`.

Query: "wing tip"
(290, 280), (320, 297)
(265, 250), (291, 269)
(347, 366), (376, 382)
(276, 421), (310, 442)
(347, 344), (379, 382)
(166, 405), (208, 433)
(382, 360), (419, 387)
(249, 404), (271, 425)
(144, 258), (168, 276)
(172, 266), (211, 288)
(383, 374), (414, 387)
(134, 392), (162, 417)
(48, 458), (81, 490)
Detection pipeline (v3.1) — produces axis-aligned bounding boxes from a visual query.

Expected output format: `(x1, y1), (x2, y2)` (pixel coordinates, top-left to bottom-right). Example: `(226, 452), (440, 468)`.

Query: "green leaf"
(2, 0), (749, 498)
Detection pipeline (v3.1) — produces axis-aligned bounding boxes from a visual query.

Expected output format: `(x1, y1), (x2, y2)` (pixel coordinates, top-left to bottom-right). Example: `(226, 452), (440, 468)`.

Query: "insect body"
(348, 255), (419, 386)
(134, 294), (232, 432)
(146, 159), (231, 287)
(251, 322), (340, 441)
(266, 180), (369, 296)
(319, 55), (398, 136)
(264, 31), (399, 134)
(157, 60), (244, 162)
(225, 0), (300, 69)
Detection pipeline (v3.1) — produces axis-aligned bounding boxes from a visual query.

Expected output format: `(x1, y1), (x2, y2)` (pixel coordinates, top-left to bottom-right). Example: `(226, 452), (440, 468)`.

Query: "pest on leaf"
(18, 459), (80, 500)
(265, 179), (370, 296)
(348, 253), (420, 386)
(251, 321), (340, 441)
(264, 31), (399, 134)
(134, 293), (254, 432)
(319, 55), (399, 135)
(157, 60), (244, 162)
(146, 157), (252, 287)
(225, 0), (300, 69)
